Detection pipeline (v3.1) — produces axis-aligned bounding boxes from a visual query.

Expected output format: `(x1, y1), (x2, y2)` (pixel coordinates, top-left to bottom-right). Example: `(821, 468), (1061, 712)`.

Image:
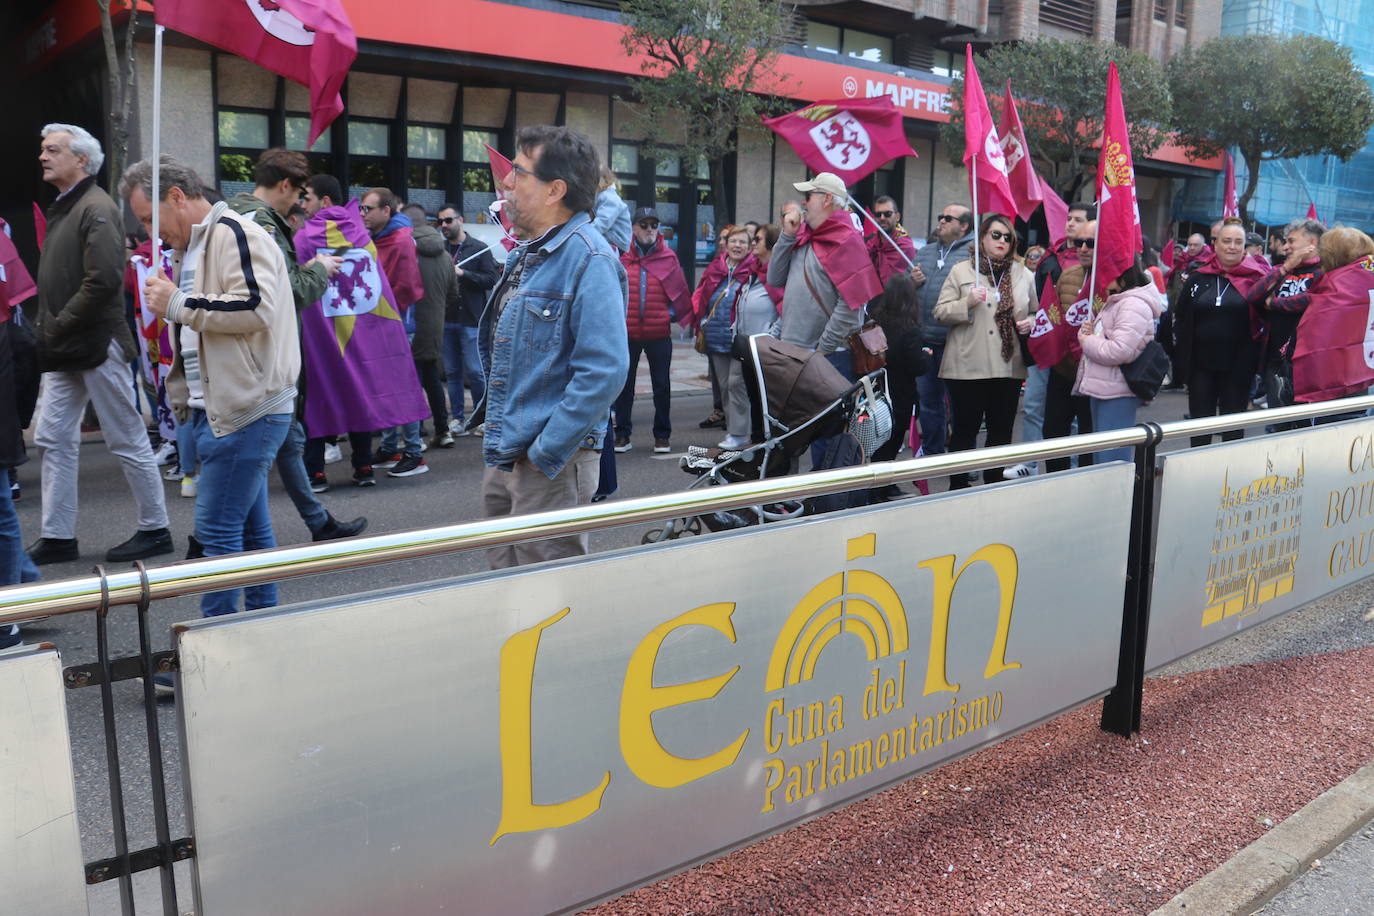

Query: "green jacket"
(33, 176), (135, 372)
(411, 224), (459, 362)
(226, 193), (329, 311)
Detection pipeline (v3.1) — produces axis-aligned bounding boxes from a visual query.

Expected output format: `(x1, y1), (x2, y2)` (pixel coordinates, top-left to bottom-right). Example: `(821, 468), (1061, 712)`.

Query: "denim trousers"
(916, 342), (949, 454)
(1089, 396), (1140, 464)
(275, 418), (329, 535)
(176, 418), (199, 476)
(380, 422), (423, 457)
(194, 411), (291, 617)
(1022, 365), (1049, 444)
(442, 323), (486, 425)
(0, 482), (39, 649)
(612, 337), (673, 441)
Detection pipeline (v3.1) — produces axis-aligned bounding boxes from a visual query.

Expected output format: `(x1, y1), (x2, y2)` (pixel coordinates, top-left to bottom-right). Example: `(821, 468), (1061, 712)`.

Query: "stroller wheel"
(642, 527), (667, 544)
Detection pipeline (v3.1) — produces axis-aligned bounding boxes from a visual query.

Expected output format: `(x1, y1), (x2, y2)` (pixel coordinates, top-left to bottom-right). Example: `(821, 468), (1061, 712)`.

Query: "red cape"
(796, 212), (883, 310)
(692, 253), (758, 325)
(373, 226), (424, 312)
(626, 238), (691, 326)
(1294, 255), (1374, 402)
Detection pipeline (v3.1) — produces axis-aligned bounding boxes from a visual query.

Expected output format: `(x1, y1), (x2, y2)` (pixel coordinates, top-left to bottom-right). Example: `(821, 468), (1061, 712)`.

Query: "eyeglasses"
(637, 221), (659, 229)
(937, 214), (958, 223)
(874, 210), (896, 218)
(438, 217), (456, 225)
(509, 163), (538, 180)
(988, 230), (1013, 242)
(359, 205), (376, 215)
(1071, 238), (1096, 249)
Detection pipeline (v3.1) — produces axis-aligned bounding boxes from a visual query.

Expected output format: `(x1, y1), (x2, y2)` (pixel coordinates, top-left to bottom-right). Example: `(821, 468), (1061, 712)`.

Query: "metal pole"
(852, 201), (915, 269)
(150, 24), (164, 267)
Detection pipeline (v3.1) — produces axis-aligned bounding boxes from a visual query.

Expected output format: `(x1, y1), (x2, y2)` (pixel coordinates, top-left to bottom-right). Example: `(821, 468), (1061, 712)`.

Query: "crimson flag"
(1092, 62), (1142, 306)
(1161, 240), (1176, 271)
(485, 144), (518, 251)
(156, 0), (356, 146)
(32, 203), (46, 250)
(1307, 201), (1319, 221)
(1039, 179), (1071, 249)
(963, 45), (1016, 220)
(0, 218), (36, 317)
(762, 96), (917, 186)
(997, 81), (1044, 222)
(1293, 254), (1374, 402)
(1222, 153), (1239, 219)
(1027, 269), (1091, 368)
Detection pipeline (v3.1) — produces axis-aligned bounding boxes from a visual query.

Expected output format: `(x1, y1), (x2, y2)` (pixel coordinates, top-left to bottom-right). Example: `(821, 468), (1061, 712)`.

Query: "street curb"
(1151, 762), (1374, 916)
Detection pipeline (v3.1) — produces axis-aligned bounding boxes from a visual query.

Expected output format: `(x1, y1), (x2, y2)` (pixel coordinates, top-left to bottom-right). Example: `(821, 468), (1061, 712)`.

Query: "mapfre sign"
(177, 465), (1132, 915)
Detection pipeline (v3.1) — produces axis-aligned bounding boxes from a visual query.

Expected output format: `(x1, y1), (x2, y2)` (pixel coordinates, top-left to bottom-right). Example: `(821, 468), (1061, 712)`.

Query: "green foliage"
(1168, 33), (1374, 223)
(940, 39), (1172, 203)
(619, 0), (794, 223)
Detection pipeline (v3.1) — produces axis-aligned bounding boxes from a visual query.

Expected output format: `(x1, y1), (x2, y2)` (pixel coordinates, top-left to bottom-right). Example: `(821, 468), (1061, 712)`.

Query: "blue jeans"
(275, 419), (329, 534)
(194, 411), (291, 618)
(443, 323), (485, 425)
(917, 341), (948, 454)
(810, 351), (857, 470)
(1090, 396), (1140, 464)
(613, 337), (673, 441)
(0, 482), (39, 649)
(1022, 365), (1049, 444)
(176, 417), (198, 476)
(380, 422), (422, 458)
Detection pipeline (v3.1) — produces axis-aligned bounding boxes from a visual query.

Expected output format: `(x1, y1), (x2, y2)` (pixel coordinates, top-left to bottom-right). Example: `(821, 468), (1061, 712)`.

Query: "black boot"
(186, 534), (204, 560)
(28, 537), (78, 565)
(105, 528), (174, 563)
(311, 514), (368, 542)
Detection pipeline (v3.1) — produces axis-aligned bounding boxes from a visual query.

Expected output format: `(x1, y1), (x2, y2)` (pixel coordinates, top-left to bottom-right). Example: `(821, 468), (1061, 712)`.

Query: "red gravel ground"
(589, 646), (1374, 916)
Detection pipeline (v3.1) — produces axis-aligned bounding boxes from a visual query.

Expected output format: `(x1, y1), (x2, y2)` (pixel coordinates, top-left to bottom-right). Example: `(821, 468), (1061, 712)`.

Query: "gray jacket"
(913, 232), (974, 346)
(767, 231), (863, 354)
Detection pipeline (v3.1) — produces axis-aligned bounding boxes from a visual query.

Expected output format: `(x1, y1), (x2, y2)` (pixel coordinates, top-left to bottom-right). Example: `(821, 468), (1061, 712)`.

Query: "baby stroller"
(642, 335), (892, 543)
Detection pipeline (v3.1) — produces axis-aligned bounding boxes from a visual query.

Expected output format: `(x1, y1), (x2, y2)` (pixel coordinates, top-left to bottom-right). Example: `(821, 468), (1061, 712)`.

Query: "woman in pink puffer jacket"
(1074, 262), (1166, 462)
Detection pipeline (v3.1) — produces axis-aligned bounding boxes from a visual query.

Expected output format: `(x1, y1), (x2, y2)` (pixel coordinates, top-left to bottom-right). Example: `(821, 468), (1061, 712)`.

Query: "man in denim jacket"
(473, 125), (629, 568)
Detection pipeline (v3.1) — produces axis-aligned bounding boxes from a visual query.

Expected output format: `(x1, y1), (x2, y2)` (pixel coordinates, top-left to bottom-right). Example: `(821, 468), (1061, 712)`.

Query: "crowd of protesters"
(2, 120), (1372, 658)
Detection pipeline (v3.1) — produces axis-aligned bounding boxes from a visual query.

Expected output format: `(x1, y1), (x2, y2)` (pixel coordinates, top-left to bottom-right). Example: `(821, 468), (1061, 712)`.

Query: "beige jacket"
(934, 258), (1033, 380)
(164, 202), (301, 437)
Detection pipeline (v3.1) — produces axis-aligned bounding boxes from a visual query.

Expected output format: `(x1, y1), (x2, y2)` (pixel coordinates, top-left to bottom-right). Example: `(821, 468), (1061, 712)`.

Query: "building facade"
(3, 0), (1220, 282)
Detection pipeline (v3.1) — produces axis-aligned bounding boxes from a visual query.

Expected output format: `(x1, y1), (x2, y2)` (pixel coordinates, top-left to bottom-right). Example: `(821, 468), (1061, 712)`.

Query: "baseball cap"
(632, 206), (659, 224)
(793, 172), (848, 200)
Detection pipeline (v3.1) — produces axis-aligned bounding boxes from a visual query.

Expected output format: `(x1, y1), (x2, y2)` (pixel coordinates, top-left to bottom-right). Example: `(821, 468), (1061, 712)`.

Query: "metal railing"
(2, 393), (1371, 625)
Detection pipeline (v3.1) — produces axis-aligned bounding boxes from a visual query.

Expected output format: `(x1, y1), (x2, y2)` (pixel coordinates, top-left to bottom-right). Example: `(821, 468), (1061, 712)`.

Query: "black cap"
(1246, 231), (1264, 247)
(632, 206), (659, 224)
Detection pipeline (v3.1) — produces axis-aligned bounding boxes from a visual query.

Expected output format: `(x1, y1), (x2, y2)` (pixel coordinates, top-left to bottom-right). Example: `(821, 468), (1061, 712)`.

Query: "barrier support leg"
(133, 561), (180, 915)
(1101, 422), (1162, 737)
(93, 566), (136, 914)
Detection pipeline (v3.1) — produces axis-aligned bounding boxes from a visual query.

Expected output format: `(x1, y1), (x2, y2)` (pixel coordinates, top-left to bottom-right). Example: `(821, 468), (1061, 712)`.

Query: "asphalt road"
(8, 381), (1370, 914)
(1257, 822), (1374, 915)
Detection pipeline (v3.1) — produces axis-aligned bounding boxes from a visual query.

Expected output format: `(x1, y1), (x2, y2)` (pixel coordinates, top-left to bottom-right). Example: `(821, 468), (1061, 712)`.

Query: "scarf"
(795, 211), (883, 310)
(1192, 250), (1275, 300)
(973, 249), (1019, 363)
(692, 252), (757, 324)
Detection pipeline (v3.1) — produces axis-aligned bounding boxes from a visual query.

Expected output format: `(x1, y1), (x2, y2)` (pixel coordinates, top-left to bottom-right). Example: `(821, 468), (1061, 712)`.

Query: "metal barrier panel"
(0, 644), (90, 916)
(1147, 416), (1374, 671)
(177, 465), (1134, 916)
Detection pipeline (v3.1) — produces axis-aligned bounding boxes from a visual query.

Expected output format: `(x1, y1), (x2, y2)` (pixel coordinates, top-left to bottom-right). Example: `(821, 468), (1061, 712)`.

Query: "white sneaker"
(1004, 462), (1036, 478)
(153, 441), (177, 466)
(180, 475), (198, 498)
(163, 466), (185, 481)
(323, 443), (343, 464)
(717, 435), (751, 450)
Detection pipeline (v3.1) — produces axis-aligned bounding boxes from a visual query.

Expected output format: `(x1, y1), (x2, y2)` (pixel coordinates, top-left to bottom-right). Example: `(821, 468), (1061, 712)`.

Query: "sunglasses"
(1072, 237), (1096, 249)
(937, 214), (959, 223)
(987, 230), (1013, 242)
(438, 217), (456, 225)
(874, 210), (896, 218)
(359, 205), (375, 214)
(638, 221), (659, 229)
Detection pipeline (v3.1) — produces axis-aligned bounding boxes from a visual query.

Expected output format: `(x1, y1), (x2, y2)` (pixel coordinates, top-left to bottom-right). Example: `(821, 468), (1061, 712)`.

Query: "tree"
(1168, 34), (1374, 225)
(940, 39), (1172, 204)
(96, 0), (140, 198)
(619, 0), (794, 227)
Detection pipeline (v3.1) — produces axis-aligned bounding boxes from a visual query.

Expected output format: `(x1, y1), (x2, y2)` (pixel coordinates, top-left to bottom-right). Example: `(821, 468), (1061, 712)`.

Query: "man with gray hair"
(122, 156), (301, 639)
(1256, 217), (1325, 424)
(29, 124), (172, 566)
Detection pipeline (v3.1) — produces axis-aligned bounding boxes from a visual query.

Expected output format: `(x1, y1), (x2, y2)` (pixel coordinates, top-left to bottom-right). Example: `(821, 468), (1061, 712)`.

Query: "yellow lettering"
(765, 699), (783, 754)
(919, 545), (1022, 695)
(761, 759), (784, 813)
(785, 765), (805, 803)
(876, 732), (890, 768)
(827, 695), (845, 732)
(490, 608), (610, 845)
(620, 602), (747, 788)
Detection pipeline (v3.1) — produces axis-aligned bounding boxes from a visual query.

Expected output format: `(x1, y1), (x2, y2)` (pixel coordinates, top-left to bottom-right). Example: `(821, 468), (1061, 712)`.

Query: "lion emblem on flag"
(808, 111), (872, 170)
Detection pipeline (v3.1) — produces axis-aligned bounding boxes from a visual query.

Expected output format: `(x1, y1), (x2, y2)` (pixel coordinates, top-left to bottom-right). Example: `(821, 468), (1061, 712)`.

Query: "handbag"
(848, 321), (888, 375)
(1121, 339), (1171, 401)
(847, 373), (893, 458)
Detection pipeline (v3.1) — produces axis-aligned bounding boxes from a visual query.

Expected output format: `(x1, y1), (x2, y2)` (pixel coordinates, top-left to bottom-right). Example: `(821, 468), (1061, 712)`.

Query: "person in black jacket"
(437, 205), (499, 434)
(0, 310), (40, 650)
(867, 271), (930, 502)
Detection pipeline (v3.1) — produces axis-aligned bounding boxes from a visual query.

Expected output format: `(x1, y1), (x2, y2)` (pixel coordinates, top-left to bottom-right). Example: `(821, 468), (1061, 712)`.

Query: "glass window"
(656, 155), (680, 178)
(463, 130), (499, 163)
(842, 28), (890, 63)
(612, 143), (638, 175)
(348, 121), (390, 156)
(805, 22), (840, 55)
(687, 155), (709, 180)
(218, 111), (268, 149)
(285, 115), (331, 152)
(219, 153), (255, 183)
(408, 162), (443, 191)
(407, 125), (446, 160)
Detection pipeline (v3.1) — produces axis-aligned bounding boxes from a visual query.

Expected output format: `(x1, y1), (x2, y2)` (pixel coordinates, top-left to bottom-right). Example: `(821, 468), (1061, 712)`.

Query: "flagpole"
(971, 152), (981, 291)
(852, 201), (915, 270)
(1088, 197), (1101, 314)
(150, 24), (164, 269)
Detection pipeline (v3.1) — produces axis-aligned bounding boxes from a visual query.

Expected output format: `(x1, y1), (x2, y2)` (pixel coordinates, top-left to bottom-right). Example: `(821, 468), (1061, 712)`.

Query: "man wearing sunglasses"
(1038, 220), (1097, 474)
(910, 203), (974, 455)
(865, 195), (918, 286)
(614, 207), (688, 454)
(436, 205), (498, 437)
